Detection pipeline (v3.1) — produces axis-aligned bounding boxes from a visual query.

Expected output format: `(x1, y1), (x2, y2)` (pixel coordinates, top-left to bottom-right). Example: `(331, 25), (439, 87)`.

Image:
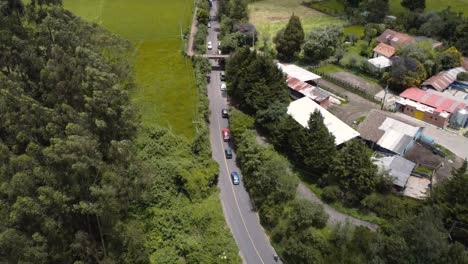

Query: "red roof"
(286, 76), (329, 103)
(377, 29), (415, 48)
(400, 87), (467, 113)
(373, 43), (396, 58)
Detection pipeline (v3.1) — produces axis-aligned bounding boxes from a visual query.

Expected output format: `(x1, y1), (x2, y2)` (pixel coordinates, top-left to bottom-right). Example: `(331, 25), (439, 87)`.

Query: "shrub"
(457, 72), (468, 81)
(322, 185), (341, 203)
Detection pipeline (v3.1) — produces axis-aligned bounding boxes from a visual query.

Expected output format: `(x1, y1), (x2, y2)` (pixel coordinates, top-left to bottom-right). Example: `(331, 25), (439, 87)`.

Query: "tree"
(229, 0), (248, 21)
(386, 56), (427, 93)
(364, 0), (390, 23)
(401, 0), (425, 12)
(274, 14), (304, 61)
(303, 25), (344, 63)
(196, 8), (209, 25)
(329, 140), (378, 203)
(437, 47), (463, 71)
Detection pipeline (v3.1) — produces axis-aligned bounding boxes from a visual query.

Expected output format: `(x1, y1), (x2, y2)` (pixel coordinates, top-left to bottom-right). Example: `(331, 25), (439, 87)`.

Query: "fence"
(417, 139), (446, 158)
(310, 67), (380, 104)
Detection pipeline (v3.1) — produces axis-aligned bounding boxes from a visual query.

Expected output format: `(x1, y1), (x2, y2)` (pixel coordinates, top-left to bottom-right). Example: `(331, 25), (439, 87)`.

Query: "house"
(373, 42), (396, 58)
(277, 63), (321, 85)
(373, 155), (416, 191)
(287, 97), (360, 145)
(368, 56), (392, 70)
(377, 29), (443, 49)
(422, 67), (467, 92)
(286, 76), (330, 108)
(397, 87), (467, 127)
(358, 109), (424, 155)
(377, 29), (416, 48)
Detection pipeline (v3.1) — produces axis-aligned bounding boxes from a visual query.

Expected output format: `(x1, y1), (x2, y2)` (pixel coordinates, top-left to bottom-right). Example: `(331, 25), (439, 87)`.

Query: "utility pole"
(381, 83), (389, 110)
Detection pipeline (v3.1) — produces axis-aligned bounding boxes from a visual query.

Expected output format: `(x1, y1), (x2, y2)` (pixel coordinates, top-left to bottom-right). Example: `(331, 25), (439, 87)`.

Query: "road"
(206, 1), (280, 264)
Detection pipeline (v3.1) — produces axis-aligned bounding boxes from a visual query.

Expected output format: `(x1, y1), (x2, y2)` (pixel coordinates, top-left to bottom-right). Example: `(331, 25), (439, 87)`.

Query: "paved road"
(206, 1), (280, 264)
(297, 183), (379, 231)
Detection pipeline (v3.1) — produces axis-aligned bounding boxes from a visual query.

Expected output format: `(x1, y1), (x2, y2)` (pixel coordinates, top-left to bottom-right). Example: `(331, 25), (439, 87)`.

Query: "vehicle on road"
(231, 171), (240, 185)
(222, 128), (230, 142)
(208, 22), (211, 28)
(221, 108), (228, 118)
(220, 71), (225, 81)
(220, 82), (227, 92)
(225, 148), (233, 159)
(207, 41), (212, 50)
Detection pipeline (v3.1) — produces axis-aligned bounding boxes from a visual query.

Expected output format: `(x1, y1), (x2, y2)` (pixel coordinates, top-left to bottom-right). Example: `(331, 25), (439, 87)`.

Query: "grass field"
(64, 0), (197, 139)
(344, 25), (365, 38)
(316, 63), (381, 85)
(309, 0), (345, 15)
(248, 0), (344, 45)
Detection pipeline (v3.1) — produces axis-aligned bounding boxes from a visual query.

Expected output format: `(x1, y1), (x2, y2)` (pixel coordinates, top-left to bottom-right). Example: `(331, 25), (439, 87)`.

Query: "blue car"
(230, 171), (240, 185)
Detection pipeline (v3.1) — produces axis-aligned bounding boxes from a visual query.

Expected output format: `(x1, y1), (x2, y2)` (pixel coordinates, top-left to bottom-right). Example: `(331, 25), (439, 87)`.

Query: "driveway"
(206, 1), (280, 263)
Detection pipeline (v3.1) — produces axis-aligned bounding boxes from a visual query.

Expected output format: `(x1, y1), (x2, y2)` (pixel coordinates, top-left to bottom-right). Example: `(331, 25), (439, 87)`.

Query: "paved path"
(186, 7), (197, 56)
(205, 1), (280, 263)
(297, 183), (379, 231)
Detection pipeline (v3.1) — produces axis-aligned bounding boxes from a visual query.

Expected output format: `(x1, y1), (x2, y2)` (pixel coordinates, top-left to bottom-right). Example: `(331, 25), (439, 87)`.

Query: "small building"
(377, 29), (416, 48)
(277, 63), (321, 85)
(286, 76), (330, 108)
(287, 97), (360, 145)
(373, 42), (396, 58)
(422, 67), (467, 92)
(397, 87), (467, 127)
(373, 155), (416, 191)
(358, 109), (424, 156)
(368, 56), (392, 70)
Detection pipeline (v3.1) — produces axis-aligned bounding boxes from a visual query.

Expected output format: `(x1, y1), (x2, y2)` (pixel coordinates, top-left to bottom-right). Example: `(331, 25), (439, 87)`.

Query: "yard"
(248, 0), (344, 46)
(64, 0), (198, 139)
(309, 0), (345, 15)
(389, 0), (468, 16)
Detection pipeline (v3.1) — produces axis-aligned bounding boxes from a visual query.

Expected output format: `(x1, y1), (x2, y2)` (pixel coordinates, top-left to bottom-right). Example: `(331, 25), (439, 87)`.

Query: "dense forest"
(0, 1), (238, 263)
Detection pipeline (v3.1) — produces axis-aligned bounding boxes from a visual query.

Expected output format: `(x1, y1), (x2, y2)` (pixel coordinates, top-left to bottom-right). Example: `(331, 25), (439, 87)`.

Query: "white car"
(208, 22), (211, 28)
(207, 41), (212, 50)
(220, 82), (227, 91)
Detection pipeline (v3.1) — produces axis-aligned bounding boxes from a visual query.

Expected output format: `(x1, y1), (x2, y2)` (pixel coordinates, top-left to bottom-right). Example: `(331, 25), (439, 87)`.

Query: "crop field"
(64, 0), (197, 139)
(248, 0), (344, 45)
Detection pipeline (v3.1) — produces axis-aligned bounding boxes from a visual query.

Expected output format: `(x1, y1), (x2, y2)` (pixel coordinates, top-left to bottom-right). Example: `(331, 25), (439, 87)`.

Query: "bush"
(457, 72), (468, 81)
(361, 193), (420, 220)
(322, 185), (341, 203)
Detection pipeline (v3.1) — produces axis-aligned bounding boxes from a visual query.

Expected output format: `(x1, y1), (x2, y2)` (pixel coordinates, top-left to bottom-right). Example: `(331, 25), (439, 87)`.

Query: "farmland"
(248, 0), (344, 46)
(64, 0), (197, 139)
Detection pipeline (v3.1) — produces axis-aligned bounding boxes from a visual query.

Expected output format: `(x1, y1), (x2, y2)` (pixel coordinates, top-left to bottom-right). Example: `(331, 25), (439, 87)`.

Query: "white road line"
(216, 114), (265, 264)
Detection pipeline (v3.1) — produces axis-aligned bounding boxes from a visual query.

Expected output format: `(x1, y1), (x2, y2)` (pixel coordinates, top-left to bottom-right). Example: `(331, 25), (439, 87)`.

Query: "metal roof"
(287, 97), (359, 145)
(374, 155), (416, 188)
(277, 63), (321, 82)
(368, 56), (392, 68)
(286, 76), (329, 103)
(399, 87), (467, 113)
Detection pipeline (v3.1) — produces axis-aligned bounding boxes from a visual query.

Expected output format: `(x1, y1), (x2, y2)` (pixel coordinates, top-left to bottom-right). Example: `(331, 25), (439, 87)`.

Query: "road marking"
(216, 114), (265, 264)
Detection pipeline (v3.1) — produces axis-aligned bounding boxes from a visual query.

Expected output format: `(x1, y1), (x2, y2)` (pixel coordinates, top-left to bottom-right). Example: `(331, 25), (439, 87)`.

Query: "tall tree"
(274, 14), (304, 61)
(401, 0), (425, 12)
(303, 25), (343, 63)
(229, 0), (248, 21)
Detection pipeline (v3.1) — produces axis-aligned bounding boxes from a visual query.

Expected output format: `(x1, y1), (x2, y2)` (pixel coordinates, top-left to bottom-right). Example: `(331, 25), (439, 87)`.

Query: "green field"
(309, 0), (345, 15)
(64, 0), (197, 139)
(248, 0), (344, 45)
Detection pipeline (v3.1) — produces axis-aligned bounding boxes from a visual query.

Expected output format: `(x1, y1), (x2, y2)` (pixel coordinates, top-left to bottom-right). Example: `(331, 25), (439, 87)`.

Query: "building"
(368, 56), (392, 70)
(277, 63), (321, 84)
(422, 67), (467, 92)
(397, 87), (467, 127)
(287, 97), (360, 145)
(373, 155), (416, 191)
(286, 76), (330, 108)
(358, 109), (424, 155)
(373, 42), (396, 58)
(377, 29), (443, 49)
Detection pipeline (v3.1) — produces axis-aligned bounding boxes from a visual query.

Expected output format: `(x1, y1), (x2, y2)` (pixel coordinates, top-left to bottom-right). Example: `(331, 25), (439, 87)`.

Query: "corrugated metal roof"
(278, 63), (321, 82)
(374, 155), (416, 188)
(400, 87), (467, 113)
(286, 76), (329, 103)
(422, 67), (466, 91)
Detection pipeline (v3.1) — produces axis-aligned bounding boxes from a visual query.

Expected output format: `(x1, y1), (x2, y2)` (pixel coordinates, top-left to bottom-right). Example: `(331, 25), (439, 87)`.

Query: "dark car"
(220, 71), (225, 81)
(225, 148), (233, 159)
(231, 171), (240, 185)
(221, 109), (228, 118)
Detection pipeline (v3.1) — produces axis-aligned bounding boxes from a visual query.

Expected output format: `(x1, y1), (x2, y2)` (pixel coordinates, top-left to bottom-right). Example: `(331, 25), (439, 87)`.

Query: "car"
(207, 41), (212, 50)
(231, 171), (240, 185)
(208, 22), (211, 28)
(220, 82), (227, 92)
(222, 128), (230, 142)
(221, 108), (228, 118)
(225, 148), (233, 159)
(220, 71), (225, 81)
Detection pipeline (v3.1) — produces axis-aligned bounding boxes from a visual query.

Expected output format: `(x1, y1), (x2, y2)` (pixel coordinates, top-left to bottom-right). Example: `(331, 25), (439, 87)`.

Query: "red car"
(222, 128), (230, 142)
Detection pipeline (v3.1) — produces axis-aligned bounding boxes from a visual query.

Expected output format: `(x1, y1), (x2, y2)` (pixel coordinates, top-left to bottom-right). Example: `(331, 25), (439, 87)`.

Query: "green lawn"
(344, 25), (365, 38)
(248, 0), (344, 45)
(315, 63), (382, 85)
(389, 0), (468, 16)
(309, 0), (345, 15)
(64, 0), (197, 139)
